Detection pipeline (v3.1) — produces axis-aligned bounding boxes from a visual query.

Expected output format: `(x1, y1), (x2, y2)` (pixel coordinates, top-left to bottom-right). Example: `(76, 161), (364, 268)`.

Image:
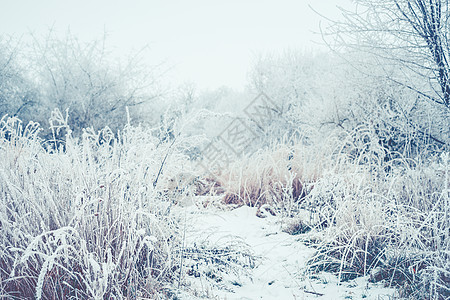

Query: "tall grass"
(0, 112), (189, 299)
(220, 142), (318, 214)
(302, 124), (449, 299)
(217, 122), (449, 299)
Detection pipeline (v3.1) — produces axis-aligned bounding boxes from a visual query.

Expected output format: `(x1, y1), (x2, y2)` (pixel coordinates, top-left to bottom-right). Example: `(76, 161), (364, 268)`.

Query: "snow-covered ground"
(173, 200), (398, 299)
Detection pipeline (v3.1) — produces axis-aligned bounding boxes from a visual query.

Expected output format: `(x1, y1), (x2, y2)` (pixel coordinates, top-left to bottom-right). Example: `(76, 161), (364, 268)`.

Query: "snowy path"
(175, 204), (397, 300)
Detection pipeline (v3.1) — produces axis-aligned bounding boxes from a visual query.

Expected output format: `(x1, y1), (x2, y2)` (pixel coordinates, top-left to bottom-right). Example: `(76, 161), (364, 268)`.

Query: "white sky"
(1, 0), (349, 90)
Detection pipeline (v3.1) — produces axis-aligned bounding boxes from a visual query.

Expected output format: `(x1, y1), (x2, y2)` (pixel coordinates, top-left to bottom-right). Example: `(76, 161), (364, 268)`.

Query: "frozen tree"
(322, 0), (450, 150)
(327, 0), (450, 110)
(0, 36), (40, 122)
(28, 31), (163, 136)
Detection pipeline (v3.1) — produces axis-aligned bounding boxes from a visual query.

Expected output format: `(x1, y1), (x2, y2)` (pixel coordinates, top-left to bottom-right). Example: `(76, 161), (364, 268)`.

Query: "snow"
(175, 203), (398, 299)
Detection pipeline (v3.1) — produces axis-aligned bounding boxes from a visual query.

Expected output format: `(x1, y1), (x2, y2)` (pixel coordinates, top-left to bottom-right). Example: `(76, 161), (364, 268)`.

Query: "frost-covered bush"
(0, 32), (164, 139)
(0, 37), (41, 124)
(0, 112), (192, 299)
(248, 51), (449, 157)
(304, 125), (449, 299)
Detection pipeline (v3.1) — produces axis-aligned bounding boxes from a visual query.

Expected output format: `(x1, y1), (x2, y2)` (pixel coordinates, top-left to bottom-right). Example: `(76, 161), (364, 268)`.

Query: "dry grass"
(214, 122), (449, 299)
(220, 144), (317, 214)
(303, 125), (450, 299)
(0, 113), (189, 299)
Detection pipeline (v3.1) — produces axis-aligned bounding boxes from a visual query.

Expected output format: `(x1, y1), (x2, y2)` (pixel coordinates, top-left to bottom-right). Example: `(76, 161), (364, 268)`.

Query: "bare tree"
(28, 30), (164, 135)
(0, 36), (39, 121)
(325, 0), (450, 110)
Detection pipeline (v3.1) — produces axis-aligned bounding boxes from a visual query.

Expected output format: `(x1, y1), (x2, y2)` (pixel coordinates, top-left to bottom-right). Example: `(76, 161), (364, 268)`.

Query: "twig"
(304, 289), (325, 296)
(178, 210), (187, 289)
(153, 136), (177, 188)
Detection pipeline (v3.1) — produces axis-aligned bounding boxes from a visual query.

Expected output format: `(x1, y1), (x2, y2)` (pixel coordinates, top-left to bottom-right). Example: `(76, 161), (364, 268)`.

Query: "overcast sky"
(1, 0), (349, 90)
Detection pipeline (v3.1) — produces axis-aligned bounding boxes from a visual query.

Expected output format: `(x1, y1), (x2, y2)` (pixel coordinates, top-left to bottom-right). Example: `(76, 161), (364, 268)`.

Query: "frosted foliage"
(0, 112), (194, 299)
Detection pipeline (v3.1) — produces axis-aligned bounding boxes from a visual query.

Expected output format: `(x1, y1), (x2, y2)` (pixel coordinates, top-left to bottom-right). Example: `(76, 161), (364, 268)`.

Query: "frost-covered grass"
(0, 108), (448, 299)
(220, 142), (317, 214)
(303, 125), (449, 299)
(216, 123), (449, 299)
(0, 113), (191, 299)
